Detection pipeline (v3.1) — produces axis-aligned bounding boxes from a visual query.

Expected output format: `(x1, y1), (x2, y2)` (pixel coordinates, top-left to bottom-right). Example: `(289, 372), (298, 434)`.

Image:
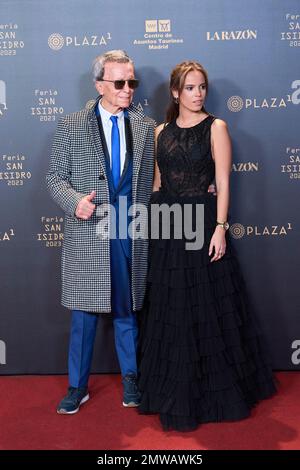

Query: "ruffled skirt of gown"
(138, 191), (276, 431)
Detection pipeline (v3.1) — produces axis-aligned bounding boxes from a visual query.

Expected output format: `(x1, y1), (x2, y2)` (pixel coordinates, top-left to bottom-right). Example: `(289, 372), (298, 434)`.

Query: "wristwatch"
(216, 221), (229, 231)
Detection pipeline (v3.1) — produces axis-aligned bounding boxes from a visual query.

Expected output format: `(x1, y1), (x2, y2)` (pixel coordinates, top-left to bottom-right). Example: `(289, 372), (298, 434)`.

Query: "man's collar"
(98, 100), (124, 123)
(87, 97), (145, 122)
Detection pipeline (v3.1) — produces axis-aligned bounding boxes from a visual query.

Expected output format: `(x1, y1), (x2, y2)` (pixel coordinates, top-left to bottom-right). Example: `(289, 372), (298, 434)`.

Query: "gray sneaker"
(122, 374), (141, 407)
(57, 386), (89, 414)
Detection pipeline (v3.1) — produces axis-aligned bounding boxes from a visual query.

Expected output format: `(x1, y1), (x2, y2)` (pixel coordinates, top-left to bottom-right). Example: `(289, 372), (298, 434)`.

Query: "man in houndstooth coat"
(46, 50), (155, 414)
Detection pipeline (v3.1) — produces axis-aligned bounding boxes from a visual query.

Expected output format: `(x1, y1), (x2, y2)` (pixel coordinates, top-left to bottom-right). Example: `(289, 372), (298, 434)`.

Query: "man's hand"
(75, 190), (96, 220)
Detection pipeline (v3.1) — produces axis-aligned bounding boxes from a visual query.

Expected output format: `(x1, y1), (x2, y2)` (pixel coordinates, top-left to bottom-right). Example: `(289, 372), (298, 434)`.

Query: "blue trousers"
(68, 238), (138, 388)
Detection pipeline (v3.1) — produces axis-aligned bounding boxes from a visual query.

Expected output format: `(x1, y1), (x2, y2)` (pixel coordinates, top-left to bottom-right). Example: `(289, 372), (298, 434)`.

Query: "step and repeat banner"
(0, 0), (299, 373)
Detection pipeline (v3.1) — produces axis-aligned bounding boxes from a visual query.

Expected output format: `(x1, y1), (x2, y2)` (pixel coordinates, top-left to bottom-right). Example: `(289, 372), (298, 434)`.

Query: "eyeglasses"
(98, 79), (139, 90)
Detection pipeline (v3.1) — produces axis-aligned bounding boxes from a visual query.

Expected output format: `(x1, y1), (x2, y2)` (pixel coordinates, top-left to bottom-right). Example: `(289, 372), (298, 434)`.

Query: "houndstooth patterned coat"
(46, 100), (155, 313)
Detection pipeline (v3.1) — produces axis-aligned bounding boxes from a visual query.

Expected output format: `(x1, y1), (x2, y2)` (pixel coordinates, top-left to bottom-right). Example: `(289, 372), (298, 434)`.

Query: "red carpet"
(0, 372), (299, 450)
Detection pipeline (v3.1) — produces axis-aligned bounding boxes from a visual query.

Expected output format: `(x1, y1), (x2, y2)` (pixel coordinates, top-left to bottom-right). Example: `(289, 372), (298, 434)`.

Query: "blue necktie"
(110, 115), (121, 189)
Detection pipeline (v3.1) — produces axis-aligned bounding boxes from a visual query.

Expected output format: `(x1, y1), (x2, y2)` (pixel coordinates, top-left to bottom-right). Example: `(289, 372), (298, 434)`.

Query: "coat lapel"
(94, 108), (115, 194)
(87, 101), (107, 177)
(127, 105), (148, 203)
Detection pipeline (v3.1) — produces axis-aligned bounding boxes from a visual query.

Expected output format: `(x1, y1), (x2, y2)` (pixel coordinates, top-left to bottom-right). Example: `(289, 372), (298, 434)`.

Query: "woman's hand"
(209, 226), (226, 262)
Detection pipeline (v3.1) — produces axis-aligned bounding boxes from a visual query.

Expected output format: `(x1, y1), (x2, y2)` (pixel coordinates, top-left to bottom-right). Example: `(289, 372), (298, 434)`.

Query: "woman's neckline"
(175, 114), (211, 129)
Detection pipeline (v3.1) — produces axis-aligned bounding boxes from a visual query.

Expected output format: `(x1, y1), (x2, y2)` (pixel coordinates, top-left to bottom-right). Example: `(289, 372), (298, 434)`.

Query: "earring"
(174, 97), (179, 104)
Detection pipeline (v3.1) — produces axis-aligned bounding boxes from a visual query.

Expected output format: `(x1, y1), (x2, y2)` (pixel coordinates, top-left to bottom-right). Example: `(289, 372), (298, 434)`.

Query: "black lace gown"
(138, 116), (276, 432)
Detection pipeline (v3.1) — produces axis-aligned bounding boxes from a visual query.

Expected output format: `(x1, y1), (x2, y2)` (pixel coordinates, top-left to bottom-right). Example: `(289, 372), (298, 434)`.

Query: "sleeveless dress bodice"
(157, 115), (215, 197)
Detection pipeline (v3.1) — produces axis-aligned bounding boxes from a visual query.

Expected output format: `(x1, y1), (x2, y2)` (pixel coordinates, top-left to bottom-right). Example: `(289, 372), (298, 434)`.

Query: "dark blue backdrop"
(0, 0), (299, 373)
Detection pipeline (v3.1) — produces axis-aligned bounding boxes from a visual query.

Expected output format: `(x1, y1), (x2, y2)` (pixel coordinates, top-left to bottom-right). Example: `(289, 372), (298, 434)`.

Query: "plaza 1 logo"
(281, 146), (300, 180)
(227, 80), (300, 112)
(0, 80), (7, 117)
(133, 98), (149, 113)
(0, 228), (15, 242)
(37, 216), (64, 248)
(31, 89), (64, 122)
(48, 32), (112, 50)
(133, 19), (184, 50)
(0, 23), (24, 56)
(230, 222), (292, 239)
(281, 13), (300, 47)
(0, 154), (32, 187)
(291, 340), (300, 365)
(0, 340), (6, 365)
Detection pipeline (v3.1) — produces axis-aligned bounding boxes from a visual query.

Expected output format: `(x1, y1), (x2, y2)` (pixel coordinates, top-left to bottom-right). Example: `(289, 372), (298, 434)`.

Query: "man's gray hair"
(92, 50), (134, 82)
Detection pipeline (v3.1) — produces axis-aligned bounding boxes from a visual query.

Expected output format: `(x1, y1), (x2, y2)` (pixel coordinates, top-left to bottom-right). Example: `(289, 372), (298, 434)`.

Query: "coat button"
(99, 174), (105, 180)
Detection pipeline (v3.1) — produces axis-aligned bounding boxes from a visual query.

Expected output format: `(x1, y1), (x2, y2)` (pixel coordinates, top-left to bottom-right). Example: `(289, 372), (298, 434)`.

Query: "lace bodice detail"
(157, 115), (216, 197)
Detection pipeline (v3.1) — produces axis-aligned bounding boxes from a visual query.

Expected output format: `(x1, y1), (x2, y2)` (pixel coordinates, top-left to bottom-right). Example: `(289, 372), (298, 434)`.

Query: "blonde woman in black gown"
(138, 61), (276, 432)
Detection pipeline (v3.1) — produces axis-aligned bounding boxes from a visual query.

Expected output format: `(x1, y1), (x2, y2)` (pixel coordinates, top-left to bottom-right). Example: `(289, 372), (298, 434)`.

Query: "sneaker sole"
(122, 401), (140, 408)
(57, 393), (90, 415)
